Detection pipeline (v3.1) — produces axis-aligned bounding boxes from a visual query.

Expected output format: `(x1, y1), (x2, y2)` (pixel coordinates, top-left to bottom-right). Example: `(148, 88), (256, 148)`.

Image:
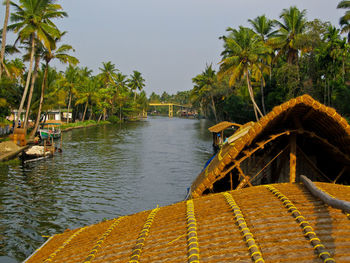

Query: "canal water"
(0, 117), (213, 262)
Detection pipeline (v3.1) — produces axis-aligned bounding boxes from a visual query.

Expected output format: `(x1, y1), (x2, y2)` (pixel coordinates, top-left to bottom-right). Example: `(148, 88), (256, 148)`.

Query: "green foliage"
(188, 4), (350, 124)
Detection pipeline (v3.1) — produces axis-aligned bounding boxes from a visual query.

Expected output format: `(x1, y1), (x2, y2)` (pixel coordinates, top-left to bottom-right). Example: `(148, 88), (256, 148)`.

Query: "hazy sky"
(2, 0), (344, 95)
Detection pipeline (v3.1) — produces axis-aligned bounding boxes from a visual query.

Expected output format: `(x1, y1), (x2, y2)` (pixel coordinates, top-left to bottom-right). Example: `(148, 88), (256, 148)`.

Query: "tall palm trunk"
(210, 95), (218, 122)
(0, 0), (10, 79)
(119, 104), (122, 121)
(82, 100), (88, 121)
(24, 54), (40, 128)
(259, 65), (266, 115)
(67, 88), (72, 123)
(89, 105), (92, 120)
(246, 72), (263, 121)
(30, 62), (48, 138)
(16, 34), (35, 127)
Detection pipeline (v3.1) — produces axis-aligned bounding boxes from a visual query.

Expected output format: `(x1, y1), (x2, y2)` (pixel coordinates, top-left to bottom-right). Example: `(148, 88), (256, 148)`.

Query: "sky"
(2, 0), (344, 95)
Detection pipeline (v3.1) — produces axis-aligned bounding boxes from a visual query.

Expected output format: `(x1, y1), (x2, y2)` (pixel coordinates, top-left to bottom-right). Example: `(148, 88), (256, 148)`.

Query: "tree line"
(0, 0), (147, 138)
(191, 3), (350, 123)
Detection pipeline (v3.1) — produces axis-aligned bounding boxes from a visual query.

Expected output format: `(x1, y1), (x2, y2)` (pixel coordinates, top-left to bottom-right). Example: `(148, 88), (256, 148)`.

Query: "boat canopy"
(41, 120), (62, 127)
(208, 121), (241, 133)
(190, 94), (350, 198)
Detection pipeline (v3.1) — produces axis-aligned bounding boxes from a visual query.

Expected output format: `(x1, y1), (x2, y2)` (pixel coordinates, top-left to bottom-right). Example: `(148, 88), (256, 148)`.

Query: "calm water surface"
(0, 117), (213, 262)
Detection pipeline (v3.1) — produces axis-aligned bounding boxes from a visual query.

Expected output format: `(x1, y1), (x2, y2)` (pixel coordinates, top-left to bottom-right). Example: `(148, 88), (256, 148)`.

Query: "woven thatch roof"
(25, 182), (350, 262)
(190, 95), (350, 198)
(208, 121), (241, 133)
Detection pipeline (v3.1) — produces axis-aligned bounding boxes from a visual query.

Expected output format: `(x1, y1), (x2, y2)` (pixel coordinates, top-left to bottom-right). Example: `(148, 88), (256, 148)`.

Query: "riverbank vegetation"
(0, 0), (148, 137)
(190, 4), (350, 123)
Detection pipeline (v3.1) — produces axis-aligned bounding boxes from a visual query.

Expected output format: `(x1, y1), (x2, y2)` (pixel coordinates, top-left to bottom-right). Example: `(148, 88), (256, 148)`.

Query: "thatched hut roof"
(25, 182), (350, 262)
(190, 95), (350, 198)
(208, 121), (241, 133)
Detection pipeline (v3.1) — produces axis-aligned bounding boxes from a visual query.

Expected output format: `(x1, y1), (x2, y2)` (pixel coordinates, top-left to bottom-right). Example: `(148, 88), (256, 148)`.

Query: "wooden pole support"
(289, 134), (297, 183)
(301, 175), (350, 213)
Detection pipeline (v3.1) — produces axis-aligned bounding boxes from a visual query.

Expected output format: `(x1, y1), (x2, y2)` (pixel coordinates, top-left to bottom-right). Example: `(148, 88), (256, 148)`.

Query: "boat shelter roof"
(191, 94), (350, 198)
(25, 182), (350, 262)
(208, 121), (241, 133)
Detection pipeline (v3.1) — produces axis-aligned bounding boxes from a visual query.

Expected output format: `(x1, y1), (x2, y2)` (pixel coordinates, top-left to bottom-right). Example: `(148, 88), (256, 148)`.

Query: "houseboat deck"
(25, 182), (350, 262)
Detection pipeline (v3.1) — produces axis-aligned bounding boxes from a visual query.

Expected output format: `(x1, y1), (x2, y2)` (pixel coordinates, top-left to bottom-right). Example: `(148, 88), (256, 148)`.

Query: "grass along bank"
(61, 120), (111, 132)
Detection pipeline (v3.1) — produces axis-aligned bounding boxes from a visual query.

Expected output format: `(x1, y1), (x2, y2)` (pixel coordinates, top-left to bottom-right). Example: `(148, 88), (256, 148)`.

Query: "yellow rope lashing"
(223, 192), (265, 263)
(83, 217), (124, 263)
(186, 200), (200, 263)
(43, 226), (88, 262)
(265, 185), (335, 263)
(129, 206), (160, 263)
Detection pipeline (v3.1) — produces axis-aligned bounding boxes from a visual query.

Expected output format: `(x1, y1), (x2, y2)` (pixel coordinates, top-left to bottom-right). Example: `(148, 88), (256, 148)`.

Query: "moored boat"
(38, 120), (62, 140)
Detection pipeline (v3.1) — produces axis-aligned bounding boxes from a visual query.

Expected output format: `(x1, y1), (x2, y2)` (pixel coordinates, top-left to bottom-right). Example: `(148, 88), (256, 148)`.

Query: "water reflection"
(0, 117), (213, 262)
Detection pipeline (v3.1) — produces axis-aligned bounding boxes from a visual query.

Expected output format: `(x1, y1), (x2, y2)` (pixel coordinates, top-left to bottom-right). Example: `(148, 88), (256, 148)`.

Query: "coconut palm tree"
(219, 26), (272, 121)
(128, 70), (145, 101)
(61, 65), (79, 123)
(192, 65), (218, 122)
(0, 0), (11, 79)
(248, 15), (275, 114)
(269, 6), (307, 65)
(248, 15), (277, 42)
(75, 76), (99, 121)
(30, 38), (78, 137)
(98, 61), (118, 120)
(8, 0), (67, 127)
(338, 0), (350, 42)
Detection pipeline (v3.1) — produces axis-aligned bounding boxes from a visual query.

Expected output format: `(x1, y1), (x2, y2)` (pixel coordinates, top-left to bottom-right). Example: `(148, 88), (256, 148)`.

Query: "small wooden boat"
(208, 121), (242, 152)
(39, 120), (61, 140)
(21, 145), (53, 163)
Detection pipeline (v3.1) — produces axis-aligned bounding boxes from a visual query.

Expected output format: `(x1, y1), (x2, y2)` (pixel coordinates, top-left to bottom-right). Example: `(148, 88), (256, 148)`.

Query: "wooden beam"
(301, 175), (350, 213)
(242, 145), (288, 188)
(297, 145), (332, 182)
(292, 115), (303, 129)
(289, 134), (297, 183)
(333, 166), (347, 184)
(236, 165), (253, 188)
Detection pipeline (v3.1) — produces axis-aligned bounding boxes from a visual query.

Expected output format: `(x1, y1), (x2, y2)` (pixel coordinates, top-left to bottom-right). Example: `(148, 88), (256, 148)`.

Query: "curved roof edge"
(190, 94), (350, 198)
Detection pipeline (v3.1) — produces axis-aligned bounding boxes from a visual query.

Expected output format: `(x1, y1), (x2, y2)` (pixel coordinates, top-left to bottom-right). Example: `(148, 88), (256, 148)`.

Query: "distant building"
(9, 109), (72, 123)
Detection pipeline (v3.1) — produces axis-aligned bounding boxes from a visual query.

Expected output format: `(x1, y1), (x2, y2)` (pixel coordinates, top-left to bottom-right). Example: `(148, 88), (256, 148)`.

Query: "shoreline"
(0, 121), (111, 162)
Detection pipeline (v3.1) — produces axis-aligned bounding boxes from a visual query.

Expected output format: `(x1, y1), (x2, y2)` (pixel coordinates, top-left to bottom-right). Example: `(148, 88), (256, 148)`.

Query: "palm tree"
(114, 72), (128, 119)
(23, 45), (40, 128)
(0, 0), (11, 79)
(337, 0), (350, 42)
(30, 38), (78, 137)
(61, 65), (79, 123)
(248, 15), (276, 42)
(128, 70), (145, 101)
(75, 76), (99, 121)
(8, 0), (67, 127)
(248, 15), (275, 114)
(269, 6), (307, 64)
(192, 65), (218, 122)
(98, 61), (118, 120)
(219, 26), (271, 121)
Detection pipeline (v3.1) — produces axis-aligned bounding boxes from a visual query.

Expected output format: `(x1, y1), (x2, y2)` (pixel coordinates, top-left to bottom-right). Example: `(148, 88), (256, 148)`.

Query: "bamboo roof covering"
(190, 95), (350, 198)
(208, 121), (241, 133)
(25, 182), (350, 262)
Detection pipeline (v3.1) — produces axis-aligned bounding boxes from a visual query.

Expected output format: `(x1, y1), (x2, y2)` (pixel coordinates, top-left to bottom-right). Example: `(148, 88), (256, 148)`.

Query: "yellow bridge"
(149, 103), (191, 118)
